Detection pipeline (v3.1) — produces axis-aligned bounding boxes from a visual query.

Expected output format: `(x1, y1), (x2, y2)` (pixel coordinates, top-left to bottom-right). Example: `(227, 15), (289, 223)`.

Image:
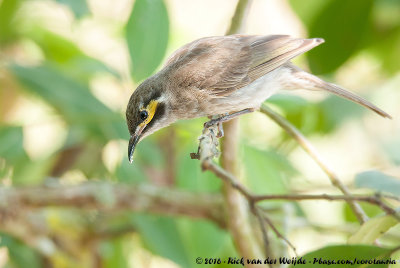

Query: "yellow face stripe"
(139, 100), (158, 127)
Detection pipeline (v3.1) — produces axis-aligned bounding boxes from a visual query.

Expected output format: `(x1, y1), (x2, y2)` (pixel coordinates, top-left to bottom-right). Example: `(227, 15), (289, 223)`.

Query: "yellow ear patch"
(139, 100), (158, 127)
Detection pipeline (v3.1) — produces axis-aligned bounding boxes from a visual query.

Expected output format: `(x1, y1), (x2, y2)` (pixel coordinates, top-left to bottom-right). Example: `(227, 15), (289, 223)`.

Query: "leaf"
(99, 238), (129, 268)
(55, 0), (90, 19)
(355, 170), (400, 196)
(368, 28), (400, 74)
(11, 64), (126, 141)
(307, 0), (374, 74)
(176, 139), (222, 193)
(344, 203), (382, 223)
(0, 125), (48, 184)
(289, 245), (393, 268)
(114, 158), (147, 183)
(0, 125), (25, 162)
(177, 218), (235, 268)
(242, 144), (295, 195)
(348, 215), (398, 244)
(268, 94), (321, 136)
(0, 0), (22, 45)
(317, 95), (365, 132)
(288, 0), (331, 27)
(135, 137), (165, 168)
(126, 0), (169, 82)
(26, 27), (119, 81)
(132, 214), (190, 267)
(267, 93), (365, 136)
(0, 234), (43, 268)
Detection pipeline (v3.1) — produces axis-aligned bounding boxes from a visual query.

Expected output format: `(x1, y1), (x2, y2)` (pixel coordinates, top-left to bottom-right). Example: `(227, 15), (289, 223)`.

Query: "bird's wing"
(164, 35), (324, 96)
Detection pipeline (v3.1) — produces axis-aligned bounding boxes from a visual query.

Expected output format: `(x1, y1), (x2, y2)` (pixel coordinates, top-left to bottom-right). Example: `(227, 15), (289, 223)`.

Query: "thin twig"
(203, 160), (253, 199)
(226, 0), (252, 35)
(251, 204), (273, 267)
(260, 104), (368, 224)
(260, 211), (297, 256)
(193, 109), (399, 259)
(194, 126), (400, 262)
(252, 193), (399, 219)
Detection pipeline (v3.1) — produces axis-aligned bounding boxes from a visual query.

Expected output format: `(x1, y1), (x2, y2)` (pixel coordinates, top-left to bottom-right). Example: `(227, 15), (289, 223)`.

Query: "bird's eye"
(139, 110), (148, 121)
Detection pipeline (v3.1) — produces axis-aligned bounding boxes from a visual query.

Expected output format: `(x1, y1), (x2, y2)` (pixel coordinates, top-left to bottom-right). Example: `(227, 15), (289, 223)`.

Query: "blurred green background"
(0, 0), (399, 267)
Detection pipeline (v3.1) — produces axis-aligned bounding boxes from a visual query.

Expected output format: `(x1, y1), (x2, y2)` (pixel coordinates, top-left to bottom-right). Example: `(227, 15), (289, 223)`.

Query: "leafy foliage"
(0, 234), (43, 268)
(289, 245), (393, 268)
(0, 0), (399, 266)
(355, 170), (400, 196)
(126, 0), (169, 82)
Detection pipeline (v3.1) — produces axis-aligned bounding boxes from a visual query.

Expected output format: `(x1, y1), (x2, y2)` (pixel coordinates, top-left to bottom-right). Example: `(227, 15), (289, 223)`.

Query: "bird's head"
(126, 77), (172, 163)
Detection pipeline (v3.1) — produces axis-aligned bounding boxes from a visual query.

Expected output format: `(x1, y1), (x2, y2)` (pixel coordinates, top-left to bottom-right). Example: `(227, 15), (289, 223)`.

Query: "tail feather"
(317, 81), (391, 119)
(287, 64), (392, 119)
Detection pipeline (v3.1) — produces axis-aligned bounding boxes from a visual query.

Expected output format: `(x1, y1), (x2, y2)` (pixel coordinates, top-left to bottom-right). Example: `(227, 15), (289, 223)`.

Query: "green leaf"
(267, 94), (320, 135)
(132, 214), (190, 267)
(344, 203), (382, 224)
(307, 0), (374, 74)
(99, 238), (129, 268)
(288, 0), (331, 27)
(267, 94), (365, 136)
(176, 138), (222, 193)
(368, 29), (400, 74)
(0, 125), (48, 184)
(355, 170), (400, 196)
(0, 0), (22, 45)
(11, 64), (126, 141)
(114, 157), (147, 183)
(348, 215), (398, 244)
(126, 0), (169, 82)
(177, 218), (236, 268)
(135, 136), (165, 168)
(55, 0), (90, 19)
(242, 145), (295, 195)
(289, 245), (393, 268)
(0, 234), (43, 268)
(0, 125), (25, 162)
(26, 27), (119, 81)
(317, 95), (365, 132)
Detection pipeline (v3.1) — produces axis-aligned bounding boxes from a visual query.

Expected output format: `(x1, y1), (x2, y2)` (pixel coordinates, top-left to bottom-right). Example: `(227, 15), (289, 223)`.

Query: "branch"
(253, 193), (399, 219)
(260, 104), (368, 224)
(226, 0), (252, 35)
(0, 182), (226, 228)
(216, 0), (269, 265)
(192, 124), (399, 259)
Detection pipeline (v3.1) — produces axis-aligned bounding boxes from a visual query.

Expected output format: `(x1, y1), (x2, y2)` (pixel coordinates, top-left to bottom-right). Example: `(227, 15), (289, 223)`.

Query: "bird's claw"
(216, 122), (224, 138)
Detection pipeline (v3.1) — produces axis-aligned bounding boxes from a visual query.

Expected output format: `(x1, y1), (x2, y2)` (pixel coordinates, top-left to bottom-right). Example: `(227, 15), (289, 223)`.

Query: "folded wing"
(164, 35), (324, 96)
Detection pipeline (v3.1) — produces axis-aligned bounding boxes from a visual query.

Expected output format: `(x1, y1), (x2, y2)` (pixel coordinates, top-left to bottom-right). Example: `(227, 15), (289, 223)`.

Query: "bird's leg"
(204, 108), (255, 137)
(216, 122), (224, 138)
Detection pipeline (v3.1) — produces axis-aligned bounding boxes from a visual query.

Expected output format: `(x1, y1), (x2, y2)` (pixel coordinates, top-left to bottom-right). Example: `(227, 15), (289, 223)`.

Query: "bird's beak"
(128, 126), (144, 163)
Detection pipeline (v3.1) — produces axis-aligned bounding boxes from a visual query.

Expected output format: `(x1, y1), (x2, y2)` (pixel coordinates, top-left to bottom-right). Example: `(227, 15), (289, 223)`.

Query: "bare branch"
(259, 210), (297, 256)
(226, 0), (252, 35)
(0, 183), (226, 228)
(192, 122), (399, 258)
(252, 193), (399, 219)
(202, 0), (271, 265)
(260, 104), (368, 224)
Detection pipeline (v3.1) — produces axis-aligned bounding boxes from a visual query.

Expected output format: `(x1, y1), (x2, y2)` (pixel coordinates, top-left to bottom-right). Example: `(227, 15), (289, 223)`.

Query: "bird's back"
(163, 35), (324, 97)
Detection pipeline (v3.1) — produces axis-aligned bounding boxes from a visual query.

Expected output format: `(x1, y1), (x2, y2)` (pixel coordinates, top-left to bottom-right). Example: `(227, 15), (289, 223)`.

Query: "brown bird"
(126, 35), (390, 162)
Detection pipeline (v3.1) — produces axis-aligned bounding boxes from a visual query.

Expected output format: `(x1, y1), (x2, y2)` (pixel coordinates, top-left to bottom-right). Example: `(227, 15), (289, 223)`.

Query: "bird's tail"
(287, 64), (392, 119)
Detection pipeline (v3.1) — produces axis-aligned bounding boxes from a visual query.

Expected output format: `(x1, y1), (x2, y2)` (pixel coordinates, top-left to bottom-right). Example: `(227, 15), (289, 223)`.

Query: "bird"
(126, 34), (391, 163)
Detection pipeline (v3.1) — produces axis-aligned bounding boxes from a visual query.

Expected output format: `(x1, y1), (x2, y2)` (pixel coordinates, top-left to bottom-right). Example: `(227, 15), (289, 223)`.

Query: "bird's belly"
(208, 66), (291, 115)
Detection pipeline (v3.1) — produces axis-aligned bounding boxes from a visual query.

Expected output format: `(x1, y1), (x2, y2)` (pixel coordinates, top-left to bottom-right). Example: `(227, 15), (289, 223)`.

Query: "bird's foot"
(204, 108), (255, 136)
(216, 122), (224, 138)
